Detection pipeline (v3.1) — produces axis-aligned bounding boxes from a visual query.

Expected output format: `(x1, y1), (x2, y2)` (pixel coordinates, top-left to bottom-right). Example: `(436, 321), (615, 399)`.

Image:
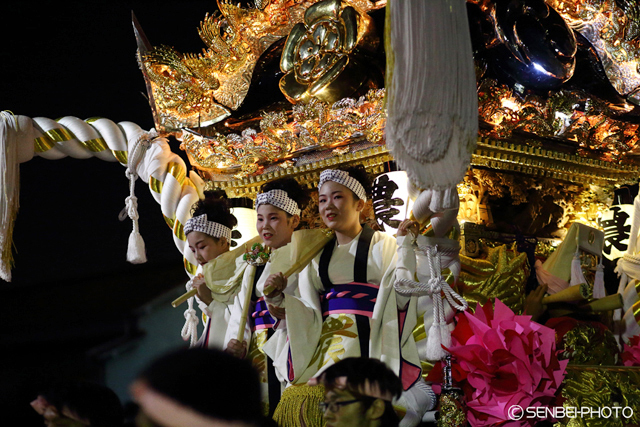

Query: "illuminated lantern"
(230, 198), (258, 248)
(599, 204), (634, 261)
(372, 163), (414, 235)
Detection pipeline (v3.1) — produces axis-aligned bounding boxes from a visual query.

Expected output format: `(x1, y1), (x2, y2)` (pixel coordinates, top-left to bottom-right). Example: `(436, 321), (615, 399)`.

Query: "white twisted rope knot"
(394, 245), (468, 361)
(120, 130), (156, 263)
(181, 279), (200, 347)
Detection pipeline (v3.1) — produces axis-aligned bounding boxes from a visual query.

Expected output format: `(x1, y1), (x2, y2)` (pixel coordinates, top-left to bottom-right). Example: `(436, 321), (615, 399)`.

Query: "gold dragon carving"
(139, 0), (384, 132)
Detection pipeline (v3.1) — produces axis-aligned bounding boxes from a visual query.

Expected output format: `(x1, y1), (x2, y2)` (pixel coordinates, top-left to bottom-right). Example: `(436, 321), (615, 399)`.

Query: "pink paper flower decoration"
(428, 299), (568, 426)
(622, 335), (640, 367)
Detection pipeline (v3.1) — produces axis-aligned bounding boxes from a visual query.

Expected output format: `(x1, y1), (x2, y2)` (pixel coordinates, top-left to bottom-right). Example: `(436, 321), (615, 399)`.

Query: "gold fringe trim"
(272, 384), (325, 427)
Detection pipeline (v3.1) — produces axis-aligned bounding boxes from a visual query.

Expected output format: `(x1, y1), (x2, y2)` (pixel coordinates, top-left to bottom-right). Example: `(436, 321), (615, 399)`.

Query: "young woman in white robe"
(265, 166), (429, 427)
(223, 178), (311, 417)
(186, 192), (243, 349)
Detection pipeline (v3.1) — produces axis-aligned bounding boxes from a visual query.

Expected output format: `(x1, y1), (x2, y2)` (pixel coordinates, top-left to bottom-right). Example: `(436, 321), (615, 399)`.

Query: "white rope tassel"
(395, 245), (468, 361)
(181, 279), (200, 347)
(0, 112), (19, 282)
(570, 249), (586, 287)
(120, 130), (156, 264)
(386, 0), (477, 210)
(593, 261), (606, 299)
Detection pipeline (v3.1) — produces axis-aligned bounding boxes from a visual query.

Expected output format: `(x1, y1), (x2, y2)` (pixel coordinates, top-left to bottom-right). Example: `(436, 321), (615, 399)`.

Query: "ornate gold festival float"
(3, 0), (640, 424)
(136, 0), (640, 422)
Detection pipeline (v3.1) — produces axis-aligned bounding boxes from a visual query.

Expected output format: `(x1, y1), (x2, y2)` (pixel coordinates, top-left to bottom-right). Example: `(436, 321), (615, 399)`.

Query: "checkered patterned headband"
(318, 169), (367, 201)
(255, 189), (301, 216)
(184, 214), (232, 241)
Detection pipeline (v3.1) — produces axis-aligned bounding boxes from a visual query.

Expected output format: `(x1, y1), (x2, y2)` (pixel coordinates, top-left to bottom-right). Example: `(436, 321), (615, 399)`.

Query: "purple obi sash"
(251, 296), (275, 331)
(320, 282), (379, 319)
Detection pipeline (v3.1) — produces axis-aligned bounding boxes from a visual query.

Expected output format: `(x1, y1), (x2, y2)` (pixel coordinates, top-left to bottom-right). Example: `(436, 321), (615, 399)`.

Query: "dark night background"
(1, 1), (221, 424)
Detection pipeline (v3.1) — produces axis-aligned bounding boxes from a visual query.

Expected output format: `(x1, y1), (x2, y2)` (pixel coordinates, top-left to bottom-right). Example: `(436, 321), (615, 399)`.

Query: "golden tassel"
(272, 384), (325, 427)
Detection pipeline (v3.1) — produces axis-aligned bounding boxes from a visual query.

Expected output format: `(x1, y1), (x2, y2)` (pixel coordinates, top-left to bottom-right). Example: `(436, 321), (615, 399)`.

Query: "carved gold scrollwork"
(279, 0), (379, 103)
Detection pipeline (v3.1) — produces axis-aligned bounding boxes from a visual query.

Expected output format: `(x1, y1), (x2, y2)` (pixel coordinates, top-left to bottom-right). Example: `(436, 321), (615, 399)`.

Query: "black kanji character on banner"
(372, 174), (404, 230)
(599, 206), (631, 256)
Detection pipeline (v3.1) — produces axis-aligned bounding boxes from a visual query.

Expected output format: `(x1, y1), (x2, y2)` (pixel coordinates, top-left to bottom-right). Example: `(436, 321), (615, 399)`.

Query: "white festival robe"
(224, 259), (299, 384)
(225, 231), (327, 411)
(196, 237), (261, 348)
(266, 228), (423, 389)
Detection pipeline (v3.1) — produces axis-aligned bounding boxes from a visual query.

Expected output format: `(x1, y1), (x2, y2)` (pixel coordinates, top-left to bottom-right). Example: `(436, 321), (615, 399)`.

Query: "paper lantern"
(599, 204), (633, 261)
(372, 170), (414, 235)
(230, 206), (258, 248)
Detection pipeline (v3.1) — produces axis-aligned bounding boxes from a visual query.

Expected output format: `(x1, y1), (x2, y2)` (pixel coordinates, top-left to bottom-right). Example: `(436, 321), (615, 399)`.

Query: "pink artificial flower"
(427, 299), (568, 427)
(622, 335), (640, 367)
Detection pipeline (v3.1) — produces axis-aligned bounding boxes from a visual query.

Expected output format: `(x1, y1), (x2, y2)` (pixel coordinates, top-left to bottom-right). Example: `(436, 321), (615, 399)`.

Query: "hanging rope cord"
(395, 244), (467, 308)
(181, 278), (200, 347)
(395, 244), (467, 360)
(120, 129), (201, 347)
(118, 130), (157, 264)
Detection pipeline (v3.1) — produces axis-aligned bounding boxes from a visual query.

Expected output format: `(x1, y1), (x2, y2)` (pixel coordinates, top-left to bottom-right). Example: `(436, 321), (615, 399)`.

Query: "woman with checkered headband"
(185, 191), (238, 270)
(184, 191), (240, 349)
(223, 177), (311, 417)
(265, 165), (428, 427)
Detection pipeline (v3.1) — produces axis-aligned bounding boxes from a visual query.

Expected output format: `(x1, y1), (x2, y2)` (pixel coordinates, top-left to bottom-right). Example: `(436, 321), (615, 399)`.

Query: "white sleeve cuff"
(266, 293), (285, 307)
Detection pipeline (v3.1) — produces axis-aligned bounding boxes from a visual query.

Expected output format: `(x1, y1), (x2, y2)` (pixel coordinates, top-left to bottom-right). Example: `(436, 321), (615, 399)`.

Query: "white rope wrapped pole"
(0, 114), (205, 281)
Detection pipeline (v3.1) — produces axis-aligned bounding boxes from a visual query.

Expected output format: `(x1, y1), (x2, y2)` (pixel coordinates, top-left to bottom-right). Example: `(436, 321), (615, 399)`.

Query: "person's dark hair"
(41, 381), (124, 427)
(321, 357), (402, 427)
(190, 190), (238, 232)
(138, 347), (263, 425)
(260, 177), (311, 215)
(337, 165), (373, 199)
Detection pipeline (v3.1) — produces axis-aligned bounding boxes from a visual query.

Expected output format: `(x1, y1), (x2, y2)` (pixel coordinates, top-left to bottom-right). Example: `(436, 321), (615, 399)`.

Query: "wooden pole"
(237, 265), (257, 343)
(262, 232), (334, 295)
(542, 282), (591, 304)
(584, 293), (623, 312)
(171, 288), (197, 308)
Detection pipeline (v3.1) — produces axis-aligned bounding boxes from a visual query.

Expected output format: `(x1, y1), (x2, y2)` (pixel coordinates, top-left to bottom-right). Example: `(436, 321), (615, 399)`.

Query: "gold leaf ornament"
(279, 0), (378, 103)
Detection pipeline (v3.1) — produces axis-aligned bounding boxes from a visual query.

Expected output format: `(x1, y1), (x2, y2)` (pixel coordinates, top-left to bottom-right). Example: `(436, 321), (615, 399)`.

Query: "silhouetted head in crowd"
(31, 380), (124, 427)
(313, 357), (403, 427)
(130, 347), (264, 427)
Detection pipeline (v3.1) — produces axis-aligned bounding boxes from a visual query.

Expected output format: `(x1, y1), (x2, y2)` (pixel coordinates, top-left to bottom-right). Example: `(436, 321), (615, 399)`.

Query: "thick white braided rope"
(395, 246), (467, 307)
(0, 114), (211, 285)
(180, 279), (199, 347)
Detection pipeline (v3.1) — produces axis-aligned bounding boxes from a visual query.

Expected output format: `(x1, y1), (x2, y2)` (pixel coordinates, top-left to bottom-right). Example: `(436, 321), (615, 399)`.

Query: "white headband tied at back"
(255, 189), (301, 216)
(318, 169), (367, 201)
(184, 214), (232, 241)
